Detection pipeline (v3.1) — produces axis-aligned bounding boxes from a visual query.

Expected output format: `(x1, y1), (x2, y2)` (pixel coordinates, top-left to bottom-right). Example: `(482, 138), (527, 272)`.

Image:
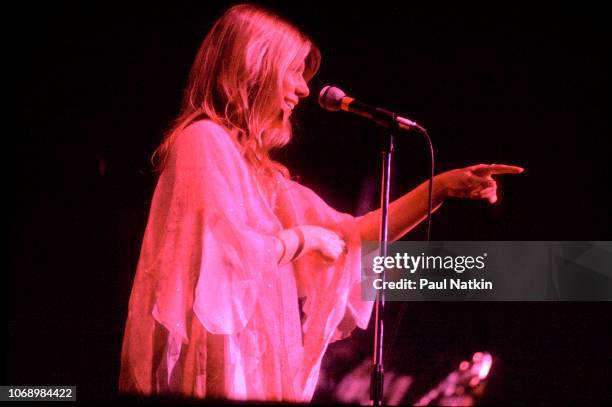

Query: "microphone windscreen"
(318, 85), (346, 111)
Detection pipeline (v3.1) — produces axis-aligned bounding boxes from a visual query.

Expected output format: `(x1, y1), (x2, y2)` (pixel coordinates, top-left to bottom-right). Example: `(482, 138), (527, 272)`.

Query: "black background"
(8, 1), (611, 404)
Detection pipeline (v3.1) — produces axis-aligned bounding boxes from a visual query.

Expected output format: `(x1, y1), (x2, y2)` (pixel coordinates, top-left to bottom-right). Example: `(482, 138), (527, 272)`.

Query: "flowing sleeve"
(277, 179), (374, 398)
(119, 121), (279, 394)
(155, 120), (282, 337)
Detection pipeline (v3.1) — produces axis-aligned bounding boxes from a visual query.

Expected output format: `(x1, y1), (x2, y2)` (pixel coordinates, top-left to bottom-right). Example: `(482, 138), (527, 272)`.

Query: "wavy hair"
(154, 4), (320, 176)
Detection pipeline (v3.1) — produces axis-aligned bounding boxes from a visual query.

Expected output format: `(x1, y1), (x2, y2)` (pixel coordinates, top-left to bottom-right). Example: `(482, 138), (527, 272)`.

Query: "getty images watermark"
(372, 251), (491, 291)
(360, 241), (612, 301)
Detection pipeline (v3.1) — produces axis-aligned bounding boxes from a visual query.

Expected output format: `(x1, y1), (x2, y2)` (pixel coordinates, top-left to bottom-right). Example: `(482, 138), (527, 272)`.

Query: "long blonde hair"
(154, 4), (320, 176)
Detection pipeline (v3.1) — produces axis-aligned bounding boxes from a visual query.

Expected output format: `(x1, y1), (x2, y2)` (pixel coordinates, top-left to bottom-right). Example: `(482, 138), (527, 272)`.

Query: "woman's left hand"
(436, 163), (524, 203)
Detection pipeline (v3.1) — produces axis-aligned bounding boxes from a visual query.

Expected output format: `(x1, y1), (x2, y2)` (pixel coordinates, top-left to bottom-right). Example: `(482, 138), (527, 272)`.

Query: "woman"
(119, 4), (523, 402)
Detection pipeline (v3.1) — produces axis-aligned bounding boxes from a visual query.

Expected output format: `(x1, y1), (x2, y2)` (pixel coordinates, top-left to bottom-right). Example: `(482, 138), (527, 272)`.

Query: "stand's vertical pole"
(371, 121), (396, 406)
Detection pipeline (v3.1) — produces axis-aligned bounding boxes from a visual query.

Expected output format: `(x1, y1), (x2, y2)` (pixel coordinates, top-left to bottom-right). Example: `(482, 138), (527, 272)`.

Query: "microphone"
(318, 85), (426, 133)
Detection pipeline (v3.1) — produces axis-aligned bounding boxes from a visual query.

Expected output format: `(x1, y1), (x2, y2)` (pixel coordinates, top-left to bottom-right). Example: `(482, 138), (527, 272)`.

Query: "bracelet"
(277, 237), (287, 264)
(290, 228), (306, 262)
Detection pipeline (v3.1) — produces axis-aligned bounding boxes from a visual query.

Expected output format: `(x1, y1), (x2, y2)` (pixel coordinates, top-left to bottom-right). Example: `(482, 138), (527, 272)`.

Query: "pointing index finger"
(473, 164), (525, 176)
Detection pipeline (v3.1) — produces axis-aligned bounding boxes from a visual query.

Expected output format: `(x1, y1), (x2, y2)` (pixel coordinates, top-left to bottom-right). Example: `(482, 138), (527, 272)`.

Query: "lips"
(284, 99), (298, 111)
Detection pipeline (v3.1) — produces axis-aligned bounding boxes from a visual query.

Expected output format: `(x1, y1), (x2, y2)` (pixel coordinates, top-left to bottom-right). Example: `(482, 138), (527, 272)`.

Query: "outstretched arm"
(356, 163), (525, 242)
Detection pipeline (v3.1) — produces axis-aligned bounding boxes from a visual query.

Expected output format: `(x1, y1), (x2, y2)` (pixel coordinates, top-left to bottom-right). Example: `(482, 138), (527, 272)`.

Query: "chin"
(271, 110), (290, 129)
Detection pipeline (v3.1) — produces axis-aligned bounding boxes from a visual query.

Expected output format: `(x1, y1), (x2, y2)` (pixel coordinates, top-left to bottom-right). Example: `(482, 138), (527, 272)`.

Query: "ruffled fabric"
(119, 120), (373, 401)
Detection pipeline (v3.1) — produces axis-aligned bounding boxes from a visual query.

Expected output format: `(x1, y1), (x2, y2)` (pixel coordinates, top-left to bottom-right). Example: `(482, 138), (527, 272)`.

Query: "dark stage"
(7, 2), (611, 404)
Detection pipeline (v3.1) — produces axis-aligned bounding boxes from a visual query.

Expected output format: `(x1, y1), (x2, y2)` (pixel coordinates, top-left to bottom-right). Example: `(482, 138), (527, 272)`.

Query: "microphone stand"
(370, 116), (398, 406)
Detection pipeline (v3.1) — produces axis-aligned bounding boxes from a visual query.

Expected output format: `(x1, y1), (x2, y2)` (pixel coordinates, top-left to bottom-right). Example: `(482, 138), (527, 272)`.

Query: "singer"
(119, 3), (523, 403)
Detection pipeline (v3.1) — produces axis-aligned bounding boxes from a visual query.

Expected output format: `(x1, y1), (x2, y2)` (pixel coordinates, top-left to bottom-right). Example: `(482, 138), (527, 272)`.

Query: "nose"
(296, 76), (309, 98)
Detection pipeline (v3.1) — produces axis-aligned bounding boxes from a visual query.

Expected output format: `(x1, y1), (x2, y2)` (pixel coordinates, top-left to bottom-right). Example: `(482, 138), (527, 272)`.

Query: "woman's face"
(276, 57), (309, 127)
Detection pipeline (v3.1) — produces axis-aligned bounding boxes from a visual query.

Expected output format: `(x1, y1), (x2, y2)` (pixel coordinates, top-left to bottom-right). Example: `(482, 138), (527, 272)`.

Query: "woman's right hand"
(277, 225), (347, 264)
(299, 225), (347, 262)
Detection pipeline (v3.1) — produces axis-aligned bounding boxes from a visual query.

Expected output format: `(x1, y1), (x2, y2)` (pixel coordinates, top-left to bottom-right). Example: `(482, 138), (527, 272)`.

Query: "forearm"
(357, 176), (447, 242)
(274, 228), (306, 265)
(274, 225), (346, 265)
